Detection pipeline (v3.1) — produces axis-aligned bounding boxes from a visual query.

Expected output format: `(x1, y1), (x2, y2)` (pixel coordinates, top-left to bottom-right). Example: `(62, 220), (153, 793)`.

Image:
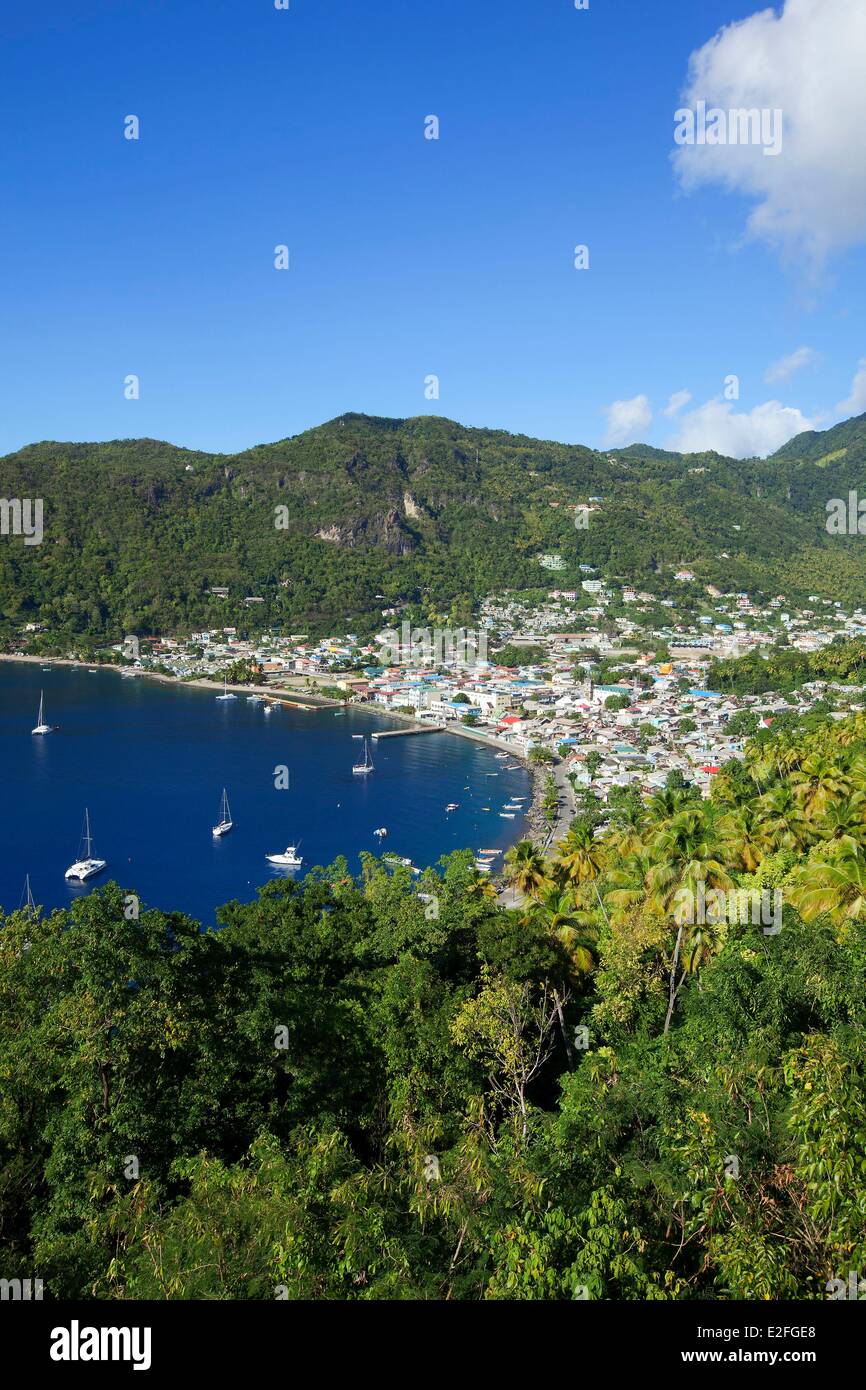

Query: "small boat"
(266, 844), (302, 867)
(445, 803), (459, 812)
(20, 874), (37, 915)
(41, 666), (52, 672)
(263, 703), (274, 715)
(486, 773), (498, 777)
(479, 849), (501, 856)
(384, 854), (418, 872)
(65, 808), (107, 882)
(351, 734), (364, 739)
(474, 863), (491, 873)
(495, 753), (508, 760)
(87, 668), (98, 674)
(246, 694), (263, 703)
(31, 690), (53, 736)
(499, 812), (516, 819)
(215, 677), (237, 702)
(374, 827), (388, 838)
(352, 737), (374, 776)
(212, 787), (233, 837)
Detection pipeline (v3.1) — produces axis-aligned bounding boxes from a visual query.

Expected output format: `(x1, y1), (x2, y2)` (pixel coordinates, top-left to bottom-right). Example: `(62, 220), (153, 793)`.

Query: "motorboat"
(266, 844), (302, 868)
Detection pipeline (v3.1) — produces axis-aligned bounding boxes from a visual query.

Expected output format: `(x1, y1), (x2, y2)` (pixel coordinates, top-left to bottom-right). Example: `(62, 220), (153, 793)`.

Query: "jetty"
(372, 724), (444, 739)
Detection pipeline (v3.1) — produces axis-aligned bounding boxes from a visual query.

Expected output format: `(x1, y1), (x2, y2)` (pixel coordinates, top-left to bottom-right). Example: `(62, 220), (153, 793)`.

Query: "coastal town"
(15, 573), (866, 835)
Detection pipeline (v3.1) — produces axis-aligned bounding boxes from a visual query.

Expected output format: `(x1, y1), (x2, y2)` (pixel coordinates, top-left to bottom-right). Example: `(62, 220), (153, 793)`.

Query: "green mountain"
(3, 411), (866, 646)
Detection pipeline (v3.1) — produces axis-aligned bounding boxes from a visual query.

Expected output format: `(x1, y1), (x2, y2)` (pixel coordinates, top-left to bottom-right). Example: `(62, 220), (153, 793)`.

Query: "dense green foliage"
(3, 712), (866, 1300)
(4, 411), (866, 649)
(708, 638), (866, 695)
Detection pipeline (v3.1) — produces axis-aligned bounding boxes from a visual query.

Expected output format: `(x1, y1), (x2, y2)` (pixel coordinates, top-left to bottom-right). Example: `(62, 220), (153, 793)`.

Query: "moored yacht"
(212, 787), (233, 837)
(65, 809), (107, 882)
(352, 737), (374, 775)
(266, 844), (302, 867)
(215, 677), (237, 701)
(31, 690), (53, 735)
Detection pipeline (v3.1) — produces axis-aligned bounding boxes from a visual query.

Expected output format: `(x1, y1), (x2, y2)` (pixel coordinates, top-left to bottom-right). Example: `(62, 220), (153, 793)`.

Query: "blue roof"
(688, 689), (722, 698)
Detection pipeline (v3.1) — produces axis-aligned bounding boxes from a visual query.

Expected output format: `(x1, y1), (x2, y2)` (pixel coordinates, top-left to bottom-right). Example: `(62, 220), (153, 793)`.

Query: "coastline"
(1, 651), (547, 855)
(0, 653), (337, 708)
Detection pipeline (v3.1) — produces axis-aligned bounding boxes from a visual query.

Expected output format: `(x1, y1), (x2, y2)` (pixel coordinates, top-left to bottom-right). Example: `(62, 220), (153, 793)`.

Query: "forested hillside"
(2, 710), (865, 1300)
(3, 412), (866, 645)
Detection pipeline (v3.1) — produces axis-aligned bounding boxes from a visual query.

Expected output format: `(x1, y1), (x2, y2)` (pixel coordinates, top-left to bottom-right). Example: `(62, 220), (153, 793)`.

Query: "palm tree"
(814, 792), (866, 846)
(645, 805), (737, 1032)
(553, 823), (605, 889)
(755, 781), (813, 852)
(646, 806), (737, 911)
(788, 837), (866, 927)
(603, 852), (654, 926)
(465, 872), (498, 901)
(721, 804), (771, 873)
(790, 753), (852, 820)
(503, 840), (548, 899)
(646, 786), (694, 824)
(522, 884), (597, 1066)
(525, 885), (597, 978)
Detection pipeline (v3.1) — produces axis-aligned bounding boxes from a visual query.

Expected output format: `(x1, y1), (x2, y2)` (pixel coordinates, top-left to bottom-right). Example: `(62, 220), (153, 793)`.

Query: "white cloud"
(602, 394), (652, 447)
(667, 397), (816, 457)
(672, 0), (866, 266)
(765, 346), (816, 383)
(837, 358), (866, 416)
(662, 389), (692, 417)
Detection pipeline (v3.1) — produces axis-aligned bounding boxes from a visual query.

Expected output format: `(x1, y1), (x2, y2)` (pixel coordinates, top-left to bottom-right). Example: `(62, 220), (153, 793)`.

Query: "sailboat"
(65, 808), (107, 882)
(266, 843), (302, 867)
(20, 875), (37, 915)
(352, 737), (374, 775)
(31, 690), (52, 735)
(212, 787), (233, 837)
(215, 676), (237, 702)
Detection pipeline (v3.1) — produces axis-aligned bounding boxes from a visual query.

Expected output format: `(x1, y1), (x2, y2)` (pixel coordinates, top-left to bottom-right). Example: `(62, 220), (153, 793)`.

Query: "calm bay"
(0, 662), (531, 923)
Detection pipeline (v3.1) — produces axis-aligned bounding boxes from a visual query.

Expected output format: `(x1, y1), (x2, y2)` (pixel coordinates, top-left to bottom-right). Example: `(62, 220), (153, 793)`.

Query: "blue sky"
(1, 0), (864, 458)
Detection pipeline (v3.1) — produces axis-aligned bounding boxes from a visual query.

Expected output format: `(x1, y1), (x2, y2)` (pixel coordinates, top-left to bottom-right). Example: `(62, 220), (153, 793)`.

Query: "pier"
(372, 724), (444, 738)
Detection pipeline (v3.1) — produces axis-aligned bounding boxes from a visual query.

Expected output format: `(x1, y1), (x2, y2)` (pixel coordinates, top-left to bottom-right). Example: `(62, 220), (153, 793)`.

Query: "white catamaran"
(352, 737), (374, 775)
(212, 787), (233, 837)
(215, 677), (237, 702)
(65, 808), (107, 882)
(31, 690), (52, 735)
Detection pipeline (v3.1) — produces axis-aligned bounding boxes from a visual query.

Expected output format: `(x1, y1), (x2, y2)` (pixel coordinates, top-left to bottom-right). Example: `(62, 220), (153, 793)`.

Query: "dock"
(372, 724), (444, 739)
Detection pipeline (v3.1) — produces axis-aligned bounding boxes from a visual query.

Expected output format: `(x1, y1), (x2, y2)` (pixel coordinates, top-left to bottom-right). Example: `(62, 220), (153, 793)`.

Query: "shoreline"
(1, 651), (546, 858)
(0, 652), (340, 707)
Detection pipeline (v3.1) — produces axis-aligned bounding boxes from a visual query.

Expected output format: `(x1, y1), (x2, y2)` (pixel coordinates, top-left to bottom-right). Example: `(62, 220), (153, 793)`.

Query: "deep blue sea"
(0, 663), (531, 923)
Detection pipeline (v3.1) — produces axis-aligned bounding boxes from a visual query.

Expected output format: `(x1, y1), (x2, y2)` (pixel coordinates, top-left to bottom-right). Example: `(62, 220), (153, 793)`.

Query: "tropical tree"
(553, 823), (605, 890)
(645, 805), (737, 1032)
(787, 837), (866, 928)
(503, 840), (548, 899)
(790, 753), (852, 819)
